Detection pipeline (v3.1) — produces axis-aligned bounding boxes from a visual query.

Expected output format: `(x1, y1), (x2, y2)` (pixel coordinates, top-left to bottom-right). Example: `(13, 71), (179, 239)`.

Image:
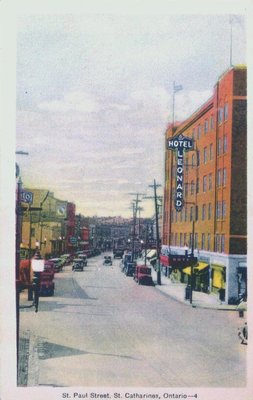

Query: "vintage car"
(72, 258), (84, 271)
(48, 258), (65, 272)
(103, 256), (112, 266)
(113, 249), (124, 259)
(133, 265), (154, 286)
(39, 261), (55, 296)
(77, 254), (88, 266)
(125, 262), (136, 277)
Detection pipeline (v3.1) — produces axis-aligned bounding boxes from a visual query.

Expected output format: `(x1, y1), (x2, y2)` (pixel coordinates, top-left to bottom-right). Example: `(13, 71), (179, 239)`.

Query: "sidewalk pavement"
(149, 265), (238, 311)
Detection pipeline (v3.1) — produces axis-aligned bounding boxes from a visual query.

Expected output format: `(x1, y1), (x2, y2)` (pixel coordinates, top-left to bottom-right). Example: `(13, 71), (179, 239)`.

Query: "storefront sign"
(167, 133), (193, 211)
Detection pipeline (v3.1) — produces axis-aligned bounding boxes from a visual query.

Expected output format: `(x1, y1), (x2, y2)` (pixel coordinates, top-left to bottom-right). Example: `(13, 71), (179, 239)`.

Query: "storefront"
(211, 264), (226, 301)
(182, 262), (209, 292)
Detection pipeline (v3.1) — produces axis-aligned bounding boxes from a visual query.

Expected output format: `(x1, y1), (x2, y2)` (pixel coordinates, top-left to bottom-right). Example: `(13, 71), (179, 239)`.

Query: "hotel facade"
(162, 66), (247, 304)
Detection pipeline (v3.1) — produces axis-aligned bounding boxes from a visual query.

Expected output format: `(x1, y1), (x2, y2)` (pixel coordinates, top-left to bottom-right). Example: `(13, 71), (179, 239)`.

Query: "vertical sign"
(167, 134), (194, 211)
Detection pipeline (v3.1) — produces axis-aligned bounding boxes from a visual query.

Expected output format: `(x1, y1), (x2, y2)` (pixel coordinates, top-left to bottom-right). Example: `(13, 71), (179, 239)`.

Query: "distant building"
(162, 66), (247, 304)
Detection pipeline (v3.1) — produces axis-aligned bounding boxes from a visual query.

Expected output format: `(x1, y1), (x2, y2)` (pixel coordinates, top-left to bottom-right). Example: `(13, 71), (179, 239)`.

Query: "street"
(20, 253), (246, 387)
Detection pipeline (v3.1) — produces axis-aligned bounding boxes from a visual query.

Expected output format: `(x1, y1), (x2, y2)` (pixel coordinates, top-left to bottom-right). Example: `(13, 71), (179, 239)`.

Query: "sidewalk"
(149, 265), (238, 311)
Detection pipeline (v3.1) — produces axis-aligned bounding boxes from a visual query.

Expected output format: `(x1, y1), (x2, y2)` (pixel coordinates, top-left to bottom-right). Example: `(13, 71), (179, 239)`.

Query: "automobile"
(125, 262), (136, 277)
(60, 254), (73, 265)
(103, 256), (112, 266)
(133, 265), (154, 286)
(39, 261), (55, 296)
(48, 258), (65, 272)
(72, 258), (84, 271)
(77, 254), (87, 266)
(113, 249), (124, 259)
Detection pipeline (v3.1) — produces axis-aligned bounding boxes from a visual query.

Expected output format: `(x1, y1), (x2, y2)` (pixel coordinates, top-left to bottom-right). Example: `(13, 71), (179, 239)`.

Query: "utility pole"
(144, 180), (162, 285)
(129, 192), (145, 261)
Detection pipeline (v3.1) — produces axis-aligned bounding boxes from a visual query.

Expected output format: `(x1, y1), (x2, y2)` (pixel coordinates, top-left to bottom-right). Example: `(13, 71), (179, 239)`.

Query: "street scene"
(0, 3), (250, 400)
(19, 252), (246, 388)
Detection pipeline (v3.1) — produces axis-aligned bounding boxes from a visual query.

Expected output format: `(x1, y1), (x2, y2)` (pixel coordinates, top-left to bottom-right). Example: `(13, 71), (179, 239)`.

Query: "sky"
(15, 6), (247, 218)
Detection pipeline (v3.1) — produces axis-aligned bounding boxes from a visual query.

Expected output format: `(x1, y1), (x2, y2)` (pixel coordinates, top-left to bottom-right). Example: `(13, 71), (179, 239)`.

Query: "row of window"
(171, 135), (228, 173)
(170, 200), (227, 222)
(170, 232), (226, 253)
(190, 103), (228, 141)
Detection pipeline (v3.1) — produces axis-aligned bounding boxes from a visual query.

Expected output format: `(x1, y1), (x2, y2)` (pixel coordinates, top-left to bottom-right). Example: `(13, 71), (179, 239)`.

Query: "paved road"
(20, 253), (246, 387)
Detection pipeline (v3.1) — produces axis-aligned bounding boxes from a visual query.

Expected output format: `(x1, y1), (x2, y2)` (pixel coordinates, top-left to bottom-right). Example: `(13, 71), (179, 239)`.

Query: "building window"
(204, 119), (209, 134)
(190, 206), (194, 221)
(184, 233), (187, 245)
(184, 183), (188, 197)
(196, 150), (200, 166)
(210, 115), (214, 130)
(222, 201), (226, 219)
(207, 233), (211, 251)
(216, 201), (221, 219)
(196, 178), (199, 193)
(189, 233), (193, 249)
(31, 228), (35, 237)
(180, 233), (183, 247)
(208, 203), (212, 219)
(203, 147), (207, 164)
(201, 233), (205, 250)
(224, 103), (228, 121)
(191, 180), (195, 195)
(195, 233), (198, 249)
(197, 125), (201, 139)
(192, 154), (195, 167)
(218, 108), (223, 124)
(175, 233), (178, 246)
(195, 205), (198, 221)
(185, 207), (188, 222)
(218, 138), (222, 156)
(192, 128), (196, 140)
(203, 176), (207, 192)
(202, 204), (206, 220)
(223, 135), (227, 153)
(215, 234), (220, 252)
(185, 156), (189, 172)
(208, 173), (212, 190)
(223, 168), (227, 186)
(210, 143), (213, 161)
(217, 169), (222, 187)
(221, 234), (225, 252)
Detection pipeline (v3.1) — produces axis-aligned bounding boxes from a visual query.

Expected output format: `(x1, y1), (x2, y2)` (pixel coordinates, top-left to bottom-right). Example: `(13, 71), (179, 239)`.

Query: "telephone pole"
(144, 180), (162, 285)
(129, 192), (145, 261)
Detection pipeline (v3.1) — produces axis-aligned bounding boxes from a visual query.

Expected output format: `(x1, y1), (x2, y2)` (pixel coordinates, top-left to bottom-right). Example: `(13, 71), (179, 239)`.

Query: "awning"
(183, 266), (191, 275)
(183, 262), (209, 275)
(194, 262), (209, 272)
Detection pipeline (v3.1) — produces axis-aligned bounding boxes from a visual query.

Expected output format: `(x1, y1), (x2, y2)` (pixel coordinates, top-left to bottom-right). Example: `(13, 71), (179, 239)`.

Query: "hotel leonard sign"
(167, 133), (194, 212)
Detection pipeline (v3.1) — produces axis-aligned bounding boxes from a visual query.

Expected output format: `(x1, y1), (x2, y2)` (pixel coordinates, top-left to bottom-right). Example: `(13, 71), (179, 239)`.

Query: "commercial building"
(162, 66), (247, 304)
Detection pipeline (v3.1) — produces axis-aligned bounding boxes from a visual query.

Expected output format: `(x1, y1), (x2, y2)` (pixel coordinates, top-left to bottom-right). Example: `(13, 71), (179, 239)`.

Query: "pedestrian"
(238, 322), (248, 345)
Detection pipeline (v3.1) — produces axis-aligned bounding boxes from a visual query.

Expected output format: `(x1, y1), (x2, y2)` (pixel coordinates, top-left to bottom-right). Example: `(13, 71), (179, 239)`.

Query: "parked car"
(125, 262), (136, 277)
(113, 249), (124, 259)
(133, 265), (154, 286)
(40, 261), (55, 296)
(48, 258), (65, 272)
(103, 256), (112, 266)
(77, 254), (87, 266)
(60, 254), (73, 265)
(72, 258), (84, 271)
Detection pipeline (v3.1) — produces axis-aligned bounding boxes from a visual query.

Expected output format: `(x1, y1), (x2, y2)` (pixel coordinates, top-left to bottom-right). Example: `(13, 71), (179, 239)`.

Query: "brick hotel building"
(162, 66), (247, 304)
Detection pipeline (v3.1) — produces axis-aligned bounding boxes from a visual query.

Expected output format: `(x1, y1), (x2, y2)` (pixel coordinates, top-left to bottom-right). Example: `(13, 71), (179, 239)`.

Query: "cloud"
(38, 91), (101, 113)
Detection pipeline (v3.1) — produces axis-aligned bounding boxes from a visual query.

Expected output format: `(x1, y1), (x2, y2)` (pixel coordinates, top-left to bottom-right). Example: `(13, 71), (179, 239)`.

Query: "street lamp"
(31, 242), (44, 312)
